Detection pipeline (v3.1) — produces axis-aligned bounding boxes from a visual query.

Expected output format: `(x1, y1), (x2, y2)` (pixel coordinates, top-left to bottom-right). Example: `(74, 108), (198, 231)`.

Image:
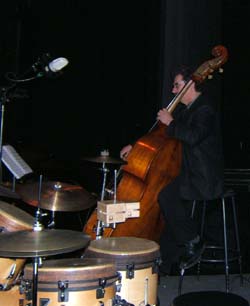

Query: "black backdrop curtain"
(160, 0), (222, 106)
(0, 0), (249, 188)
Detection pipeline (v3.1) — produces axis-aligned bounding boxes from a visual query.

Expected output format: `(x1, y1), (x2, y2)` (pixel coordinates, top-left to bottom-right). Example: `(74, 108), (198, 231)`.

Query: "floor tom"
(85, 237), (160, 306)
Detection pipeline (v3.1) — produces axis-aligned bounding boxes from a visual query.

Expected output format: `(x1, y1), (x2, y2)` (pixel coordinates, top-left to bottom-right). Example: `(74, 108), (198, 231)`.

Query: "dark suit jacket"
(167, 94), (224, 200)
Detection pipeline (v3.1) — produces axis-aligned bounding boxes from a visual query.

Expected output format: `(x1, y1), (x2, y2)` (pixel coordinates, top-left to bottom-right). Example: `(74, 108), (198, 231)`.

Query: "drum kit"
(0, 152), (160, 306)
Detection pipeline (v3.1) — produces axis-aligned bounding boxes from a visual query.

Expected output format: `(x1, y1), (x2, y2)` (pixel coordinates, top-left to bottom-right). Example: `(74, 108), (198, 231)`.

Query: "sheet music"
(1, 145), (33, 179)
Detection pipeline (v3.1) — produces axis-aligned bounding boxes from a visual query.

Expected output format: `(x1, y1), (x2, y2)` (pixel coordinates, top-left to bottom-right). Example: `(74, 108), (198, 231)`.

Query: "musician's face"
(172, 73), (196, 105)
(172, 74), (185, 94)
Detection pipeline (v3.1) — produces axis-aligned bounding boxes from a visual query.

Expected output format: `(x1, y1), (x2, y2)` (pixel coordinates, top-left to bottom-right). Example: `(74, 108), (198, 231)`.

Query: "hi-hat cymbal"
(82, 155), (126, 164)
(16, 181), (97, 212)
(0, 229), (90, 257)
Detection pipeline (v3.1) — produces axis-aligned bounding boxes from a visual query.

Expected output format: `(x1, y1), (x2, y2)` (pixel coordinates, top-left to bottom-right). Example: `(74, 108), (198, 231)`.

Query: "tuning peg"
(219, 68), (224, 73)
(208, 75), (213, 80)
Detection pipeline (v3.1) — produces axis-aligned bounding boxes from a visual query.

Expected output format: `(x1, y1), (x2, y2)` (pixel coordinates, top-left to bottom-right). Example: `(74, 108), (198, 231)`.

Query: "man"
(156, 66), (224, 275)
(120, 66), (224, 275)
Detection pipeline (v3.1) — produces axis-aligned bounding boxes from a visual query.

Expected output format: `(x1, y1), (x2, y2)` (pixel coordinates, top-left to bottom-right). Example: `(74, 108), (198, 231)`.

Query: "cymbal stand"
(32, 256), (41, 306)
(95, 161), (109, 239)
(33, 174), (45, 231)
(110, 169), (117, 230)
(48, 211), (56, 229)
(0, 88), (8, 183)
(100, 161), (109, 201)
(31, 175), (42, 306)
(96, 169), (118, 239)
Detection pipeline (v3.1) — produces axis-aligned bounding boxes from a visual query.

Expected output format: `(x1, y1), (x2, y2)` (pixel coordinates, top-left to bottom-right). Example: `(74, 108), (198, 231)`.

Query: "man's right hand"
(120, 144), (132, 160)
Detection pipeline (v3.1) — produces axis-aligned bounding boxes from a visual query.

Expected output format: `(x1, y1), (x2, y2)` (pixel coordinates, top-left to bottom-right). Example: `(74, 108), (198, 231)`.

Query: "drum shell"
(85, 236), (160, 305)
(0, 201), (34, 232)
(0, 202), (34, 290)
(0, 285), (25, 306)
(22, 258), (119, 306)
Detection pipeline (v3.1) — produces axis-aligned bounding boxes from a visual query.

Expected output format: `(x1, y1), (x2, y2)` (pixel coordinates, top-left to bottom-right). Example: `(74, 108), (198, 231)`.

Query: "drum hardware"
(100, 157), (110, 202)
(0, 229), (90, 306)
(33, 175), (46, 231)
(57, 280), (69, 302)
(95, 166), (116, 239)
(126, 263), (135, 279)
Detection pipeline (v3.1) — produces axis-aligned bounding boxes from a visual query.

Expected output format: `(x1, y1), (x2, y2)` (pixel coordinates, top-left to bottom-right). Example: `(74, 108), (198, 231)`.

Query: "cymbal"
(82, 155), (126, 164)
(0, 229), (90, 257)
(16, 181), (97, 212)
(0, 185), (20, 200)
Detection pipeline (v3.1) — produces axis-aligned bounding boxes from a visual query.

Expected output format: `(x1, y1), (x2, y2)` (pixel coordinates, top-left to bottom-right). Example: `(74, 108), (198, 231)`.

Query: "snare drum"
(85, 237), (160, 306)
(22, 258), (119, 306)
(0, 201), (34, 290)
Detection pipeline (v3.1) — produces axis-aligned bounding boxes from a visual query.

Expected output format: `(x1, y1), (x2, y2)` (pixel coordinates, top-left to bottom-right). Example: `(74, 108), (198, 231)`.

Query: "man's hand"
(157, 108), (173, 126)
(120, 144), (132, 160)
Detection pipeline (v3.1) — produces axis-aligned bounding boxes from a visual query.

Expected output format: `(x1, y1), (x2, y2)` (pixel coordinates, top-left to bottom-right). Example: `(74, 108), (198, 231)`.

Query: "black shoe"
(179, 239), (206, 270)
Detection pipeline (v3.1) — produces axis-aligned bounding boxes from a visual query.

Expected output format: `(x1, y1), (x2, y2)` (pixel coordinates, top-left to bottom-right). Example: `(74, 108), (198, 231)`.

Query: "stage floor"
(158, 273), (250, 306)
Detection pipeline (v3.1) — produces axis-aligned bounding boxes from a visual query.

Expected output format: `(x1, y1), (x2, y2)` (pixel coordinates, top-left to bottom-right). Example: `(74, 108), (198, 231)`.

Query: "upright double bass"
(84, 45), (229, 242)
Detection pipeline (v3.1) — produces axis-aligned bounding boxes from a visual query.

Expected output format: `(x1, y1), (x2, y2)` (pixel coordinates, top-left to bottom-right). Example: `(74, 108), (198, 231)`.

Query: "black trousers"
(157, 175), (198, 272)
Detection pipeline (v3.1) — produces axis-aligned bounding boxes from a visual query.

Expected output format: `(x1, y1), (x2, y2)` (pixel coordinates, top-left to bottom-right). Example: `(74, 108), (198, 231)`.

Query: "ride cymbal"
(16, 181), (97, 212)
(0, 229), (90, 257)
(82, 155), (126, 164)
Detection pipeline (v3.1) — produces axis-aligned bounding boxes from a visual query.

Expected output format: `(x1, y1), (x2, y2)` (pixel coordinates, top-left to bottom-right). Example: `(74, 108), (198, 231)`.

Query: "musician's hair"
(172, 65), (203, 92)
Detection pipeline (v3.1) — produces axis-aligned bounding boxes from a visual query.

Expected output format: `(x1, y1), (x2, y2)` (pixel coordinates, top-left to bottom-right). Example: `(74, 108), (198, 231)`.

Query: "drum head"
(85, 237), (160, 265)
(23, 257), (118, 282)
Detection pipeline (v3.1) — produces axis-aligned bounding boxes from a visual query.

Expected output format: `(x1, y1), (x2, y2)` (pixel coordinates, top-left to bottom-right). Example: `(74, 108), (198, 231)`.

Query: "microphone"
(46, 57), (69, 73)
(4, 53), (69, 83)
(32, 53), (69, 77)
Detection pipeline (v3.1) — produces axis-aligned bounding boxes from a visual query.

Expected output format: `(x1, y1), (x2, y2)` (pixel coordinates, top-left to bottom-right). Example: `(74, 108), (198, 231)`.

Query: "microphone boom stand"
(0, 87), (11, 183)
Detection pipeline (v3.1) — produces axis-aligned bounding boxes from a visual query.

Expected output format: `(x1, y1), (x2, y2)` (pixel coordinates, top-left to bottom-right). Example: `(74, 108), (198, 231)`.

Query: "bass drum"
(0, 201), (34, 290)
(22, 257), (120, 306)
(85, 237), (160, 306)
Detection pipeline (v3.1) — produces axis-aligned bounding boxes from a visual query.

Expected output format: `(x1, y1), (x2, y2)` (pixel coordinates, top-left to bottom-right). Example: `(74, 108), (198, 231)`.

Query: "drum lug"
(96, 277), (106, 299)
(22, 280), (32, 301)
(116, 272), (122, 292)
(58, 280), (69, 302)
(152, 257), (161, 274)
(126, 263), (135, 279)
